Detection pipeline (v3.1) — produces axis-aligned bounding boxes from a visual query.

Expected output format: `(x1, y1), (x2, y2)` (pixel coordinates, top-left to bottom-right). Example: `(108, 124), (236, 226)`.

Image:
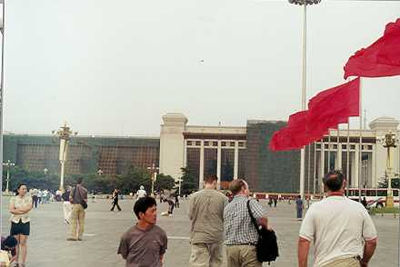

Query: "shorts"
(10, 220), (30, 236)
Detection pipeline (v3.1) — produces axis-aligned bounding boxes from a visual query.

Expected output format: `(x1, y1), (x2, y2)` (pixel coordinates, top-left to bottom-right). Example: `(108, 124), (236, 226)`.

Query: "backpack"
(247, 200), (279, 264)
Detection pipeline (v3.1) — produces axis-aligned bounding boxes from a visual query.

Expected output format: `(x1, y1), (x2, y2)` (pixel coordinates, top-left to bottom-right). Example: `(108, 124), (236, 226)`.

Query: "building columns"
(320, 142), (325, 193)
(337, 144), (342, 170)
(353, 145), (359, 188)
(217, 141), (222, 189)
(234, 141), (239, 179)
(199, 140), (204, 189)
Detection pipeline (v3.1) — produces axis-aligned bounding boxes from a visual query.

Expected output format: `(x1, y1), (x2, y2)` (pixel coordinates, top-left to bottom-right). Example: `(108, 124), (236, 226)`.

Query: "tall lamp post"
(147, 163), (159, 196)
(3, 160), (15, 194)
(288, 0), (322, 201)
(53, 122), (77, 192)
(378, 131), (398, 208)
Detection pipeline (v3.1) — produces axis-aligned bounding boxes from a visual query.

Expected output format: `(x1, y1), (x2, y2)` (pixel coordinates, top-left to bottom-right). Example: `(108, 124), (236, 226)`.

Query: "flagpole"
(307, 144), (311, 201)
(0, 0), (5, 238)
(337, 126), (340, 170)
(328, 129), (331, 171)
(346, 122), (350, 196)
(358, 78), (363, 202)
(298, 2), (307, 202)
(313, 142), (317, 195)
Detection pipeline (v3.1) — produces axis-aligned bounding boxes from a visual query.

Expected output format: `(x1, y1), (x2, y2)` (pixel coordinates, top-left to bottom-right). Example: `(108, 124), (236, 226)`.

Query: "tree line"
(2, 165), (198, 195)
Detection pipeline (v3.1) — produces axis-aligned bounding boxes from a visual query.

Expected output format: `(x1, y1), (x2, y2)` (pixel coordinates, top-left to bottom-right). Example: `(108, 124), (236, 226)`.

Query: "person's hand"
(360, 260), (368, 267)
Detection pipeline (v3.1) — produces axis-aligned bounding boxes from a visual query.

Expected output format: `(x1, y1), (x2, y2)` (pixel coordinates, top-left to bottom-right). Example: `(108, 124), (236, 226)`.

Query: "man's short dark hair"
(2, 236), (17, 249)
(133, 197), (157, 219)
(77, 177), (83, 184)
(229, 179), (247, 196)
(323, 170), (345, 192)
(204, 175), (217, 184)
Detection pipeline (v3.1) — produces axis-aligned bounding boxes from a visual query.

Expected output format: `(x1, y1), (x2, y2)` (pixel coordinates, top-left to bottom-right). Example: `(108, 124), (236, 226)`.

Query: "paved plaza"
(0, 197), (399, 266)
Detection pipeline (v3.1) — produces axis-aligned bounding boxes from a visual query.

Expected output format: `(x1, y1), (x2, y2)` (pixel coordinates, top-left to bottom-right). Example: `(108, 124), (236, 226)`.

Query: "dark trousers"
(111, 201), (121, 211)
(32, 196), (38, 208)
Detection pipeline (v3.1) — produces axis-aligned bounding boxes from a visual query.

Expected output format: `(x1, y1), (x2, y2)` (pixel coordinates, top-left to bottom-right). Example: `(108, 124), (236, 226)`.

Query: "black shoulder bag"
(247, 200), (279, 264)
(74, 185), (88, 209)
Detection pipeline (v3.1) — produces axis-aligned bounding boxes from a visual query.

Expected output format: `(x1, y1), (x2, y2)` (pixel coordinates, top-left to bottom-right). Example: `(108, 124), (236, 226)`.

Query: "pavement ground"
(0, 197), (398, 267)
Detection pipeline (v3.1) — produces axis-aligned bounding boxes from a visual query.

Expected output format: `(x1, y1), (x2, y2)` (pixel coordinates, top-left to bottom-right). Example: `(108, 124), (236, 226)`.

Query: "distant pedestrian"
(268, 198), (273, 207)
(67, 177), (88, 241)
(295, 195), (303, 220)
(31, 189), (38, 208)
(361, 197), (368, 209)
(174, 194), (180, 208)
(298, 170), (377, 267)
(62, 186), (72, 224)
(273, 198), (277, 207)
(111, 189), (122, 212)
(188, 175), (228, 267)
(9, 184), (33, 267)
(137, 185), (147, 199)
(167, 197), (175, 216)
(118, 197), (167, 267)
(224, 179), (269, 267)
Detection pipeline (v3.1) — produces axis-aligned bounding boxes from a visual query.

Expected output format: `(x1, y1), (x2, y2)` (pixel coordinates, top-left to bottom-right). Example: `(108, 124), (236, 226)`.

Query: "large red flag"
(307, 78), (360, 140)
(344, 18), (400, 79)
(269, 111), (310, 151)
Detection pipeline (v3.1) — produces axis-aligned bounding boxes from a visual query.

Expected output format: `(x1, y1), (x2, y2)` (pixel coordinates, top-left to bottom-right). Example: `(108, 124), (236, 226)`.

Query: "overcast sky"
(3, 0), (400, 136)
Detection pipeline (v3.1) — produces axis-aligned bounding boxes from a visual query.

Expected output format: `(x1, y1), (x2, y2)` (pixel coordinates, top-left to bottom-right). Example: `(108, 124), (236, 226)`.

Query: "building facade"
(3, 114), (399, 193)
(159, 113), (400, 193)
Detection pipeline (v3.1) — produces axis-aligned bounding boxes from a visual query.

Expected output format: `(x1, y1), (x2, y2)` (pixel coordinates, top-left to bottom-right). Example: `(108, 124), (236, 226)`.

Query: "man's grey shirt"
(224, 195), (267, 245)
(189, 189), (228, 244)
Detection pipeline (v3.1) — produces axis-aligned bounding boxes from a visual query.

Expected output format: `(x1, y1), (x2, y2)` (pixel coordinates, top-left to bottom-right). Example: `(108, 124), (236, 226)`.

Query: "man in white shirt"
(298, 170), (377, 267)
(137, 185), (147, 199)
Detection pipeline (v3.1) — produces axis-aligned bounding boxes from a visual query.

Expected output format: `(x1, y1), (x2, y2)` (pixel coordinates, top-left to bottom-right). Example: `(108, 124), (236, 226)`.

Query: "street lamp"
(288, 0), (322, 201)
(147, 163), (159, 196)
(377, 131), (398, 208)
(3, 160), (15, 194)
(53, 122), (77, 192)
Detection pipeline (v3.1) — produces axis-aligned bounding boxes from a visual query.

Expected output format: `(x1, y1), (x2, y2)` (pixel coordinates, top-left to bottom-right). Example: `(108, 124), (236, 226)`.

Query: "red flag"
(344, 18), (400, 79)
(307, 78), (360, 140)
(269, 111), (310, 151)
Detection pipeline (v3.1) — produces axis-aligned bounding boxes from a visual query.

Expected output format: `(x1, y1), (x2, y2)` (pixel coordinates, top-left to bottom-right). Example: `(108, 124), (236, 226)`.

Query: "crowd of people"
(117, 170), (377, 267)
(0, 170), (378, 267)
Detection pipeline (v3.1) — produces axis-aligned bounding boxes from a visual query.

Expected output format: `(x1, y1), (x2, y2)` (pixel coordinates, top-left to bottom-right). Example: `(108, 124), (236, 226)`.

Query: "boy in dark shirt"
(118, 197), (167, 267)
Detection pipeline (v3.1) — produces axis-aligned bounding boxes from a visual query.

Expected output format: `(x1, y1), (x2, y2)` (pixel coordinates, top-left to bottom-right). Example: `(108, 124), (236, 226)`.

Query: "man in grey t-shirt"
(188, 175), (228, 267)
(118, 197), (167, 267)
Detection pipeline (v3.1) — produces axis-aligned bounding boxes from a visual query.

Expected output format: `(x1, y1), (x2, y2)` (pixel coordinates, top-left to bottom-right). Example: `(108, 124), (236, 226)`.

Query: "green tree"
(378, 177), (400, 189)
(154, 174), (175, 192)
(180, 167), (197, 195)
(116, 165), (151, 194)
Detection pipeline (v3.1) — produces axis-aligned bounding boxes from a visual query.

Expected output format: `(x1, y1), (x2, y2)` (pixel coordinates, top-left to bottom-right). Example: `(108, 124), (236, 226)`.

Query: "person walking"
(295, 195), (303, 221)
(136, 185), (147, 199)
(224, 179), (269, 267)
(110, 188), (122, 212)
(298, 170), (377, 267)
(62, 186), (72, 224)
(67, 178), (88, 241)
(118, 196), (167, 267)
(9, 183), (33, 267)
(31, 189), (38, 209)
(188, 175), (228, 267)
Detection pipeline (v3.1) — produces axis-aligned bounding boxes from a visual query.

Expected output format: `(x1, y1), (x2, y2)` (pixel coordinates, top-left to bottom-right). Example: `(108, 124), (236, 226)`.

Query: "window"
(195, 141), (201, 146)
(204, 141), (209, 146)
(213, 141), (218, 146)
(377, 190), (387, 197)
(186, 141), (192, 146)
(221, 141), (226, 147)
(230, 142), (235, 147)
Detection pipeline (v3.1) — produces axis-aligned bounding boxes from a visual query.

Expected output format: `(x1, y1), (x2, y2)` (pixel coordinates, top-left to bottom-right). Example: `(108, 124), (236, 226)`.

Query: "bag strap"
(247, 199), (261, 235)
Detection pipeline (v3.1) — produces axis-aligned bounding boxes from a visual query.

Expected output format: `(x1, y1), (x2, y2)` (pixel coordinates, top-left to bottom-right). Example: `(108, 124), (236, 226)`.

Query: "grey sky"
(3, 0), (400, 136)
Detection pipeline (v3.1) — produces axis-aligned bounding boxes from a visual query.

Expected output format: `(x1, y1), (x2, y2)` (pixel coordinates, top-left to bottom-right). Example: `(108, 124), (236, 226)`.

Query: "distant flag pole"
(0, 0), (5, 237)
(288, 0), (322, 204)
(358, 78), (363, 202)
(346, 122), (350, 196)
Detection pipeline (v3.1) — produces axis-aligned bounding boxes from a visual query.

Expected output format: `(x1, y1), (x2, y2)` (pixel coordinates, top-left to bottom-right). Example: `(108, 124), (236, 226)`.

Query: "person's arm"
(117, 236), (129, 260)
(188, 195), (194, 220)
(9, 254), (17, 263)
(9, 199), (25, 215)
(298, 237), (310, 267)
(250, 200), (270, 230)
(360, 238), (377, 267)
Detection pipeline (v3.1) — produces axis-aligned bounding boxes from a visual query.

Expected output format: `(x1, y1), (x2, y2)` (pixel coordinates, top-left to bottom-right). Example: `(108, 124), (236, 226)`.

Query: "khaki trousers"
(69, 204), (85, 239)
(226, 245), (262, 267)
(323, 257), (360, 267)
(189, 242), (223, 267)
